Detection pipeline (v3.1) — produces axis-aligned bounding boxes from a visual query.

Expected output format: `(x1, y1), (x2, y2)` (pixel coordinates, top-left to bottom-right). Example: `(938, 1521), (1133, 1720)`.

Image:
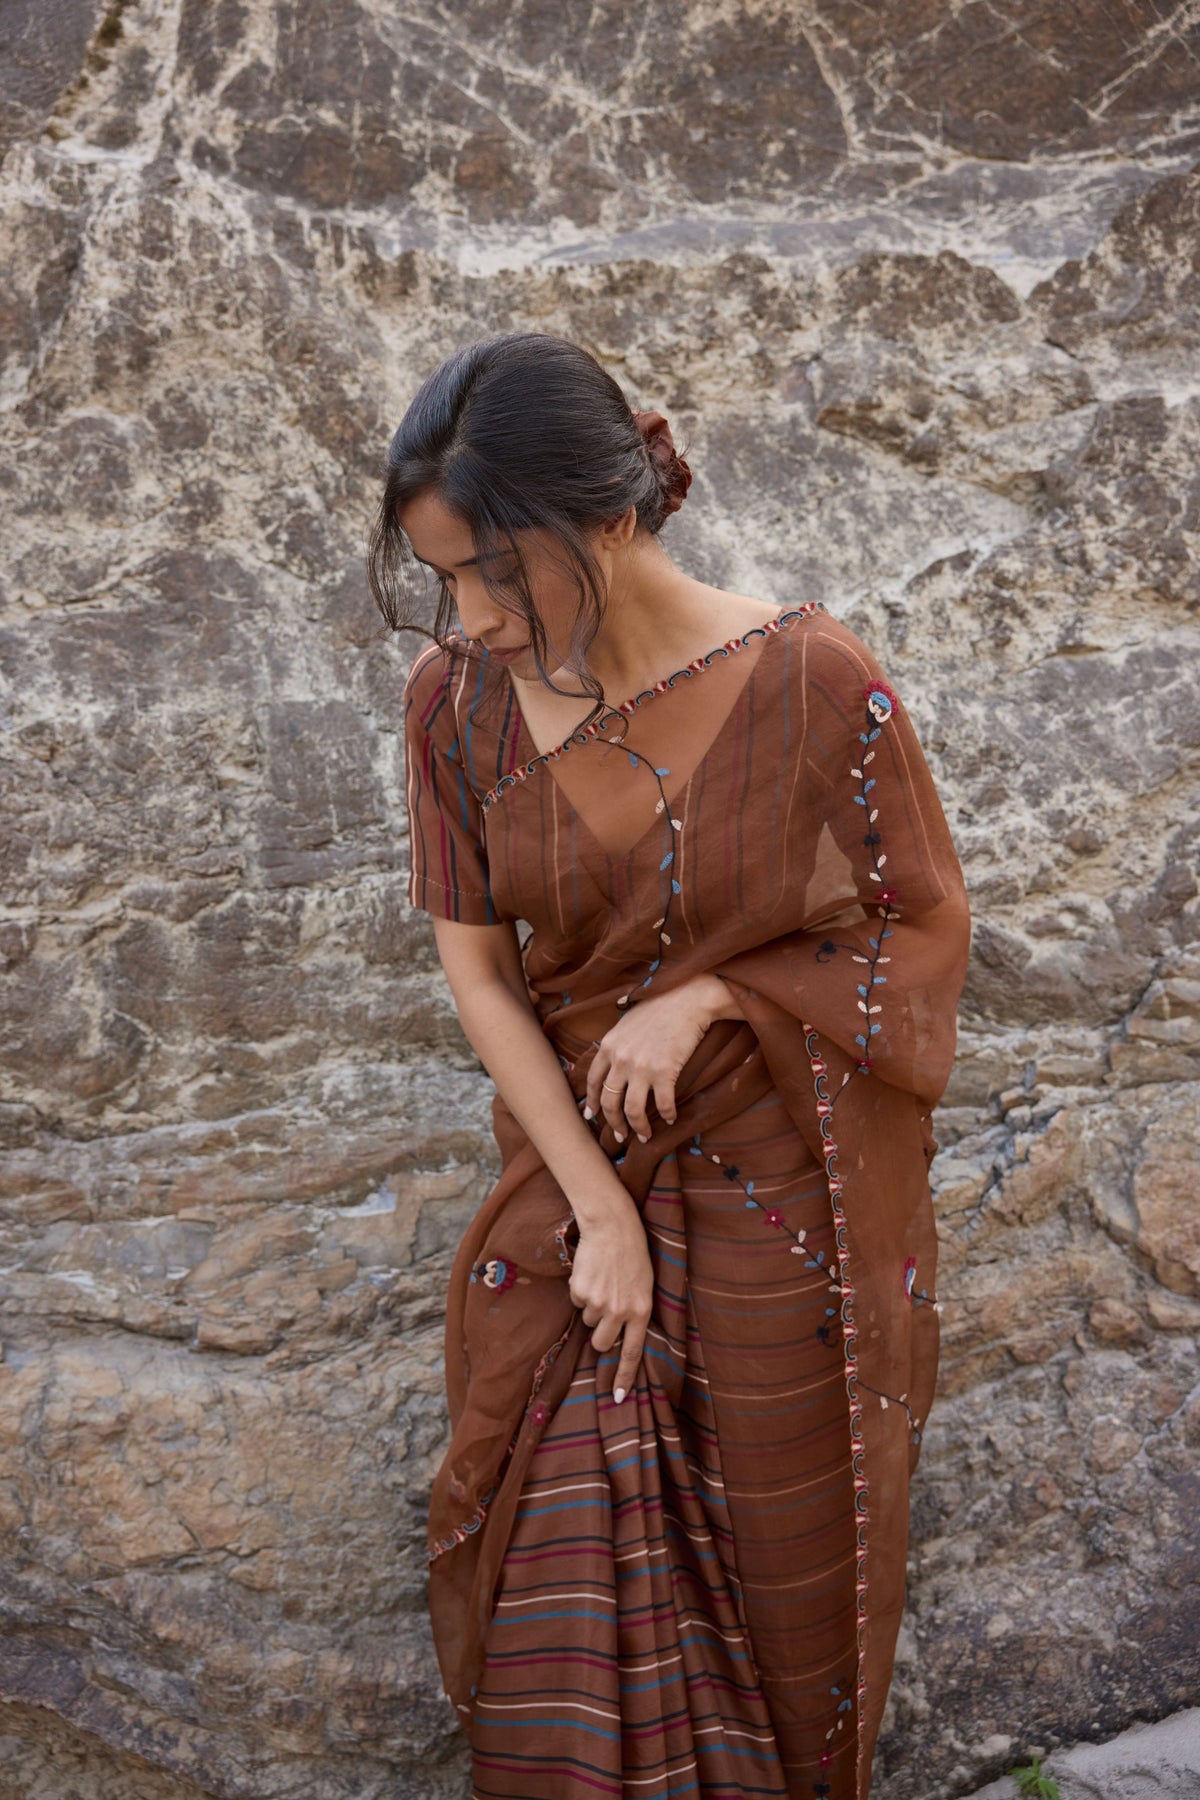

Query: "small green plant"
(1009, 1754), (1060, 1798)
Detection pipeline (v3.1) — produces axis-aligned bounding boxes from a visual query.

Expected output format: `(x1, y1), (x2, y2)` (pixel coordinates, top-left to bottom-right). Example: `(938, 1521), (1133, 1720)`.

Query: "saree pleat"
(403, 602), (972, 1799)
(470, 1092), (857, 1799)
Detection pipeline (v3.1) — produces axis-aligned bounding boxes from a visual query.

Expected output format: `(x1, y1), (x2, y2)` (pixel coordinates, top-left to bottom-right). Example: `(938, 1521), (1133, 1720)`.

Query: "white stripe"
(671, 1523), (721, 1548)
(521, 1479), (609, 1500)
(474, 1696), (621, 1722)
(691, 1279), (812, 1300)
(742, 1553), (856, 1593)
(710, 1369), (842, 1402)
(725, 1468), (835, 1500)
(685, 1460), (726, 1491)
(625, 1758), (698, 1788)
(451, 651), (473, 709)
(762, 1648), (846, 1685)
(620, 1649), (683, 1674)
(694, 1722), (778, 1744)
(603, 1433), (640, 1456)
(676, 1612), (746, 1646)
(495, 1589), (615, 1609)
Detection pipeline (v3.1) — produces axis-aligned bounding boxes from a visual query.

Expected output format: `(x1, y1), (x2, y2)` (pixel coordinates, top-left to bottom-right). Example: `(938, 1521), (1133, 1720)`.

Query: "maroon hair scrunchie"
(632, 409), (693, 518)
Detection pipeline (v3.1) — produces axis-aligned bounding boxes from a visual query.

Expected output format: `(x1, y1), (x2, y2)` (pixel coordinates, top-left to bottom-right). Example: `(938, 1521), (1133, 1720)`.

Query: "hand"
(568, 1208), (654, 1406)
(585, 973), (737, 1142)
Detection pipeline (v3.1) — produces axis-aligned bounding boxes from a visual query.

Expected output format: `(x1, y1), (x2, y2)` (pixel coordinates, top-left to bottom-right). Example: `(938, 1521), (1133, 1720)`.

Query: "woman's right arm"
(431, 916), (653, 1404)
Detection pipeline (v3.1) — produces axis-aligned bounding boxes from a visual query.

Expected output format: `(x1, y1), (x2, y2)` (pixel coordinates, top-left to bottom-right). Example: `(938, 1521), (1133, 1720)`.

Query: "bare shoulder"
(706, 590), (790, 639)
(729, 593), (790, 623)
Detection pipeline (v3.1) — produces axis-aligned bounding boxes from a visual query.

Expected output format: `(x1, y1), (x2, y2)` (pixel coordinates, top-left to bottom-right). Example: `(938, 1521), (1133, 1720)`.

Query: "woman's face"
(398, 488), (595, 672)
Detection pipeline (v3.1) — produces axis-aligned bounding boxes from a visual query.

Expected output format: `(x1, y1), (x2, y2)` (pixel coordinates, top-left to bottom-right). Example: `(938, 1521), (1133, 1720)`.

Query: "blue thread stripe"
(492, 1606), (617, 1626)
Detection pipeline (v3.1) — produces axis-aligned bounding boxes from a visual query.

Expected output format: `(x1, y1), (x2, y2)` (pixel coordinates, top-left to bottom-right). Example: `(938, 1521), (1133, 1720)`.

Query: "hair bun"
(632, 409), (693, 519)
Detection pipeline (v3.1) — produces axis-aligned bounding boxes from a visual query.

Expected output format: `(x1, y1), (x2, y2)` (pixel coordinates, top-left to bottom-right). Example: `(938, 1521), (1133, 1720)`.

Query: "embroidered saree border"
(478, 599), (830, 813)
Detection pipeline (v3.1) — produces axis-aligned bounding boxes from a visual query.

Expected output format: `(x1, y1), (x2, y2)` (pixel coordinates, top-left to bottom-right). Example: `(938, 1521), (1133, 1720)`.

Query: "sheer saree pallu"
(403, 602), (972, 1800)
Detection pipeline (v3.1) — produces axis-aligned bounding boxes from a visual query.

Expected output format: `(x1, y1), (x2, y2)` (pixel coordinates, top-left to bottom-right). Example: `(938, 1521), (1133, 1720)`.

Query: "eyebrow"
(411, 548), (515, 571)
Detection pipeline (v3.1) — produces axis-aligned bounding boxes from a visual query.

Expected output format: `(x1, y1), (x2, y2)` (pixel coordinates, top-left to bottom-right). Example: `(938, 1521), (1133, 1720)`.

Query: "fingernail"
(614, 1129), (625, 1143)
(613, 1387), (626, 1405)
(582, 1105), (593, 1120)
(637, 1132), (649, 1143)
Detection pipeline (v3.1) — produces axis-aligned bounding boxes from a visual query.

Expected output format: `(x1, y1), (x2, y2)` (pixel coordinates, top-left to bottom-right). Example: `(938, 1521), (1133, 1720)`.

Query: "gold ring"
(601, 1080), (626, 1093)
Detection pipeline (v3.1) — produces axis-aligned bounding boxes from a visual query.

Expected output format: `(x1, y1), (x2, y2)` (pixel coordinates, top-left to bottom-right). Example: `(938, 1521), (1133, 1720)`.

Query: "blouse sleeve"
(403, 644), (499, 926)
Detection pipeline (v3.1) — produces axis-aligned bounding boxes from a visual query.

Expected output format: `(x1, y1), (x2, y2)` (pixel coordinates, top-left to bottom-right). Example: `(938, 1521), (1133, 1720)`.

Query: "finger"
(599, 1072), (628, 1141)
(582, 1051), (604, 1123)
(652, 1074), (678, 1127)
(612, 1321), (647, 1405)
(622, 1075), (652, 1142)
(589, 1316), (622, 1357)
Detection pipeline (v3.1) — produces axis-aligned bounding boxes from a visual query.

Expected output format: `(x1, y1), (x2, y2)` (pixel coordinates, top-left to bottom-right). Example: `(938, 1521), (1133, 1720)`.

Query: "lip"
(485, 645), (528, 664)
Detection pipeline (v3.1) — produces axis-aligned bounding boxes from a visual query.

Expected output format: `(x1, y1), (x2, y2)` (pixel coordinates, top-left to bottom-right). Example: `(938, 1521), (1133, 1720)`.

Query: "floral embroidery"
(554, 1215), (577, 1271)
(684, 1102), (883, 1787)
(685, 1137), (837, 1275)
(486, 604), (833, 1022)
(470, 1256), (520, 1292)
(814, 675), (904, 1095)
(903, 1252), (938, 1315)
(863, 678), (899, 722)
(431, 1312), (572, 1560)
(524, 1316), (576, 1425)
(616, 751), (678, 1006)
(850, 683), (901, 1076)
(428, 1473), (501, 1563)
(800, 1027), (869, 1799)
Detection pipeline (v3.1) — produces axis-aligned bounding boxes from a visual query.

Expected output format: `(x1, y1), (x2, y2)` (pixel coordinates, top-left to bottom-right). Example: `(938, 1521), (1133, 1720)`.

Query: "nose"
(454, 576), (514, 649)
(464, 616), (509, 654)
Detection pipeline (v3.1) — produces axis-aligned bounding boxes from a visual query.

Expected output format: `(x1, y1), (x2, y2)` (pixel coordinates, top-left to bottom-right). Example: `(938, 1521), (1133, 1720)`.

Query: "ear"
(597, 504), (638, 550)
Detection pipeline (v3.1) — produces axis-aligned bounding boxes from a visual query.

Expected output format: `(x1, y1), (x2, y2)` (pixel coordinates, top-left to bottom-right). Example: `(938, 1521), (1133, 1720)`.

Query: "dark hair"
(366, 331), (693, 724)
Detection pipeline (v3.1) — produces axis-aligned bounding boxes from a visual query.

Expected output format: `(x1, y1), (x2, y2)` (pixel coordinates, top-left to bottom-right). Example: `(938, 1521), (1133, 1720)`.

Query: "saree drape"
(403, 601), (972, 1800)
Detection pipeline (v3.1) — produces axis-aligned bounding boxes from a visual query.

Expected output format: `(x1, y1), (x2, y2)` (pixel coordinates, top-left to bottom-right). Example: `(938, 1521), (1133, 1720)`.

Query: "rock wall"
(0, 3), (1197, 1796)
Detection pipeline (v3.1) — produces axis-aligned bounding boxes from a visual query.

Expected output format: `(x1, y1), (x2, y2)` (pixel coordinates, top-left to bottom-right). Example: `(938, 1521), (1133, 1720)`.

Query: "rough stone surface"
(958, 1706), (1200, 1800)
(0, 3), (1197, 1797)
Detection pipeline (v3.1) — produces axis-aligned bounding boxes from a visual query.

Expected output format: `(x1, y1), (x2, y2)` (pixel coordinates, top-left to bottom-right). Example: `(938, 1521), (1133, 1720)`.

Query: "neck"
(570, 539), (735, 699)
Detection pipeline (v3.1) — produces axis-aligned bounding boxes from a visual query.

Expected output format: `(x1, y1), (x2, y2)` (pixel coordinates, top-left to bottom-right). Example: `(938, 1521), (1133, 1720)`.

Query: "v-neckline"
(480, 601), (825, 819)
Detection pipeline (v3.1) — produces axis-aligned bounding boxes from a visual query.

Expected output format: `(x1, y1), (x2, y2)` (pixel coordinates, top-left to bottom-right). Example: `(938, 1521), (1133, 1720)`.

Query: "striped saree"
(403, 602), (971, 1799)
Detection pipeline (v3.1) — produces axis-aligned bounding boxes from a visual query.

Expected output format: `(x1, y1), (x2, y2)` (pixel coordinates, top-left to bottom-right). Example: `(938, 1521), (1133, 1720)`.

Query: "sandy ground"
(958, 1706), (1200, 1799)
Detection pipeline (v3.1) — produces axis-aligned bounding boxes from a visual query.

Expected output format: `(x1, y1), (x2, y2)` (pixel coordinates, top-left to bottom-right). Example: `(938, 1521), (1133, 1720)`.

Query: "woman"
(369, 331), (971, 1800)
